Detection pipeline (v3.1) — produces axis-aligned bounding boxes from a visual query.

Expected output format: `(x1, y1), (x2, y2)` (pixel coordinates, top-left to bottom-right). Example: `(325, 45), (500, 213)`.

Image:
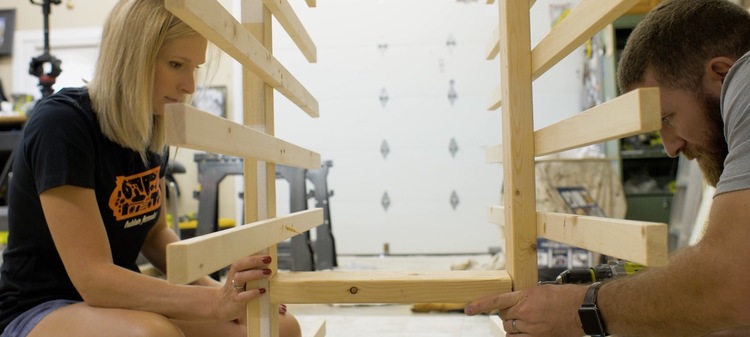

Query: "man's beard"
(681, 92), (727, 187)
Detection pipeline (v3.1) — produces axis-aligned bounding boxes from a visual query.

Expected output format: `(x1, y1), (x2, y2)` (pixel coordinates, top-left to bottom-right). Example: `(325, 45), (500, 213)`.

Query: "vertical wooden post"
(498, 0), (538, 290)
(242, 1), (278, 336)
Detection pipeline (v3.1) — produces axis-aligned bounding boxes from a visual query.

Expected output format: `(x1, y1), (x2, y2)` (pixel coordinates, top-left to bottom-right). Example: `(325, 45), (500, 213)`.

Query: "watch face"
(578, 307), (607, 336)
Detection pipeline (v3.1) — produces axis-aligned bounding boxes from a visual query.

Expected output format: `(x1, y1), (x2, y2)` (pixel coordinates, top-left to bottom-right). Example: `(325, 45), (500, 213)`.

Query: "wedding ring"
(511, 319), (520, 334)
(232, 279), (245, 291)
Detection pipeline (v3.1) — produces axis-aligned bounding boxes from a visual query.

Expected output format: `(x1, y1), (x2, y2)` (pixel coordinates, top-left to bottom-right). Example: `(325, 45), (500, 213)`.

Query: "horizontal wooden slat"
(271, 270), (512, 304)
(167, 209), (324, 284)
(486, 0), (536, 6)
(485, 0), (537, 60)
(534, 87), (660, 156)
(487, 0), (640, 110)
(165, 103), (321, 169)
(485, 88), (660, 162)
(487, 83), (502, 111)
(488, 206), (669, 266)
(305, 0), (316, 7)
(533, 0), (639, 80)
(262, 0), (317, 63)
(165, 0), (319, 117)
(486, 27), (500, 61)
(628, 0), (662, 14)
(485, 144), (503, 164)
(305, 320), (326, 337)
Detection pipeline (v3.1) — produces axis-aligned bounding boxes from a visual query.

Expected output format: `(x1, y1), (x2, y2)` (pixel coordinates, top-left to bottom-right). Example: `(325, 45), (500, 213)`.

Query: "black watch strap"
(582, 281), (602, 306)
(578, 282), (609, 336)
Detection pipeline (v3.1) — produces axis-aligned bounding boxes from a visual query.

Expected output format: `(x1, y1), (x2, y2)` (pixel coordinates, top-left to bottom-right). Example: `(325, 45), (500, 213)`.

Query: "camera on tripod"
(28, 0), (63, 98)
(28, 53), (61, 98)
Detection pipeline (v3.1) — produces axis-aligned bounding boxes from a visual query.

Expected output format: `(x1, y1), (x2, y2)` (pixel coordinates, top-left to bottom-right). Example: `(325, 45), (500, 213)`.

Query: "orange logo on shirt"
(108, 167), (161, 221)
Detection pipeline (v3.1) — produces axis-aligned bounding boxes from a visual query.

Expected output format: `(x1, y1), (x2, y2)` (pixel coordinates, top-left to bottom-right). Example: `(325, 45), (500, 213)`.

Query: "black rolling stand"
(306, 161), (337, 270)
(276, 160), (337, 271)
(192, 153), (244, 237)
(189, 153), (337, 274)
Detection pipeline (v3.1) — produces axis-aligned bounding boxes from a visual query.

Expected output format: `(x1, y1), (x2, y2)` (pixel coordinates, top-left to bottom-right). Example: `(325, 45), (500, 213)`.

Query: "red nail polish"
(263, 269), (272, 275)
(262, 256), (272, 264)
(259, 288), (267, 294)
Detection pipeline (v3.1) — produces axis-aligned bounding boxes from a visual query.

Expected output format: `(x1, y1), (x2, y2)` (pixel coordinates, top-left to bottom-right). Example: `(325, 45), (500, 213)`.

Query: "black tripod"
(28, 0), (62, 98)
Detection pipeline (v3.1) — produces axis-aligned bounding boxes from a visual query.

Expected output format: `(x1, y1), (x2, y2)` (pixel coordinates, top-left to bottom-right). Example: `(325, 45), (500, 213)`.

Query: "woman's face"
(152, 34), (207, 115)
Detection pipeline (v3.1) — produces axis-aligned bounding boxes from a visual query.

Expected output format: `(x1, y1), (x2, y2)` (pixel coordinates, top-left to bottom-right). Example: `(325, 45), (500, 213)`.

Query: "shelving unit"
(620, 143), (678, 224)
(613, 1), (679, 226)
(163, 1), (669, 336)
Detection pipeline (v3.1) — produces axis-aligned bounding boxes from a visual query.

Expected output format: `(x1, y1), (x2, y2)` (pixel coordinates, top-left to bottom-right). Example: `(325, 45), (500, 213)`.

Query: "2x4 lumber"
(487, 83), (502, 111)
(164, 0), (319, 118)
(261, 0), (317, 63)
(270, 270), (512, 304)
(485, 27), (499, 61)
(533, 0), (639, 80)
(534, 87), (660, 157)
(485, 0), (537, 60)
(487, 0), (536, 6)
(242, 4), (278, 337)
(497, 0), (538, 291)
(485, 144), (503, 163)
(304, 320), (326, 337)
(488, 206), (669, 267)
(487, 0), (640, 110)
(484, 88), (661, 162)
(164, 103), (321, 170)
(166, 209), (324, 285)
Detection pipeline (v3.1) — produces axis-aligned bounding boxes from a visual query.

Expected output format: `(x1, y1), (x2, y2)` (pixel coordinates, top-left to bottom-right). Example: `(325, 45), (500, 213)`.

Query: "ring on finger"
(232, 279), (246, 291)
(511, 319), (520, 334)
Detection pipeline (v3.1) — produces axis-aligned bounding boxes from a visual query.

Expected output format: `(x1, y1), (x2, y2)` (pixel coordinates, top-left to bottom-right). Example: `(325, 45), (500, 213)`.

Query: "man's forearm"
(598, 244), (745, 336)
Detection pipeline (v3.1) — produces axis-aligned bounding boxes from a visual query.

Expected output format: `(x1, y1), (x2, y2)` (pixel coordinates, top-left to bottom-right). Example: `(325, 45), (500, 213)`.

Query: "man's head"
(618, 0), (750, 186)
(618, 0), (750, 93)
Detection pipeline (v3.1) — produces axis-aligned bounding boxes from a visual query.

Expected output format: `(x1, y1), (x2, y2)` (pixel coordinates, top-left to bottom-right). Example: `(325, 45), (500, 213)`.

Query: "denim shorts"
(1, 299), (77, 337)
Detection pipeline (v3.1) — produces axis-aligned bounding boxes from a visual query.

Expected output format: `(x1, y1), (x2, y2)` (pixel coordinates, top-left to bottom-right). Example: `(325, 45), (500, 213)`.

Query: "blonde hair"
(88, 0), (198, 164)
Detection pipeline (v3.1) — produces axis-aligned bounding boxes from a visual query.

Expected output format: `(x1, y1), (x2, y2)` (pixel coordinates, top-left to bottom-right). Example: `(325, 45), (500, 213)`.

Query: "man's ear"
(704, 56), (735, 95)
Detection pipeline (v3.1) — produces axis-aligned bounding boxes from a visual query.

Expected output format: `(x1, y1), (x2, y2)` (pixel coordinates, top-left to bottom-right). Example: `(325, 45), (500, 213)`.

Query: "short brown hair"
(618, 0), (750, 93)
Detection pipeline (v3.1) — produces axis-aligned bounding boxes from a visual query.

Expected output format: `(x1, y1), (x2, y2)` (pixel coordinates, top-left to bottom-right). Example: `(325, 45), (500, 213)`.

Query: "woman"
(0, 1), (300, 336)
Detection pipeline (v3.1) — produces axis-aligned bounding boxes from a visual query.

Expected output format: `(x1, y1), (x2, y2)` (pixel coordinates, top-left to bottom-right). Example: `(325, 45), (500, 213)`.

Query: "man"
(464, 0), (750, 336)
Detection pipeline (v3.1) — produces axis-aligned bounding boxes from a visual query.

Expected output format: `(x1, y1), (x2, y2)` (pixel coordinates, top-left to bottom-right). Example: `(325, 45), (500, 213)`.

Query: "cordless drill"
(540, 260), (645, 285)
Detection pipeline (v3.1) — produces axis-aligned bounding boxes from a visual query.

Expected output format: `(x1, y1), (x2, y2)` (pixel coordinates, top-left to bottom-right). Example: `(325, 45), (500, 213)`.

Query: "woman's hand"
(215, 255), (274, 322)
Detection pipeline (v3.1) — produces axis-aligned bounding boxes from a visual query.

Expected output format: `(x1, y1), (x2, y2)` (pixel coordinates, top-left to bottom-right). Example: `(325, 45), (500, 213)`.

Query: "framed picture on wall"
(192, 85), (227, 118)
(0, 9), (16, 56)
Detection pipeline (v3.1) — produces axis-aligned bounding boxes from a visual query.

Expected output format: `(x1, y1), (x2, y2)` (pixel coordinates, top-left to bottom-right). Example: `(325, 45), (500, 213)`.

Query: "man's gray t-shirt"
(717, 50), (750, 196)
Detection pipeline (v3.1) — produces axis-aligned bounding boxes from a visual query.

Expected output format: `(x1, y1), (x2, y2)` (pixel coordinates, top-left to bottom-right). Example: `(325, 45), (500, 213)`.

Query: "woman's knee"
(127, 312), (185, 337)
(279, 312), (301, 337)
(29, 304), (185, 337)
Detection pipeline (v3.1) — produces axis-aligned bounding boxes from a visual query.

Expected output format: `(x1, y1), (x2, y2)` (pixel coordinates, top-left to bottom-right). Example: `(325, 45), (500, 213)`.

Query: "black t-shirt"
(0, 87), (167, 331)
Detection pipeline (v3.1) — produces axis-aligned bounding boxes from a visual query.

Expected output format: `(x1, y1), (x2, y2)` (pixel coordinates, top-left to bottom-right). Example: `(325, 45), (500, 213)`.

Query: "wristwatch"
(578, 282), (610, 336)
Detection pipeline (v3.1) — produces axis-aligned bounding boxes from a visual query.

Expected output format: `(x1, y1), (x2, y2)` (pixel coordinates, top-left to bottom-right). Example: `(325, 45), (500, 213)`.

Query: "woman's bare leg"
(28, 302), (184, 337)
(27, 302), (301, 337)
(174, 311), (301, 337)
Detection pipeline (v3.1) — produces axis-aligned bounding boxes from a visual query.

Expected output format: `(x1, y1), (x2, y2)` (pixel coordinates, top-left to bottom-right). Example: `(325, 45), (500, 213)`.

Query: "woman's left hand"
(213, 255), (274, 322)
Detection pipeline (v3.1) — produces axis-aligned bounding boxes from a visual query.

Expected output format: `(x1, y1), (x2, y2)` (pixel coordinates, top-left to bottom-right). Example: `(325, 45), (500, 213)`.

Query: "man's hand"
(464, 284), (588, 337)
